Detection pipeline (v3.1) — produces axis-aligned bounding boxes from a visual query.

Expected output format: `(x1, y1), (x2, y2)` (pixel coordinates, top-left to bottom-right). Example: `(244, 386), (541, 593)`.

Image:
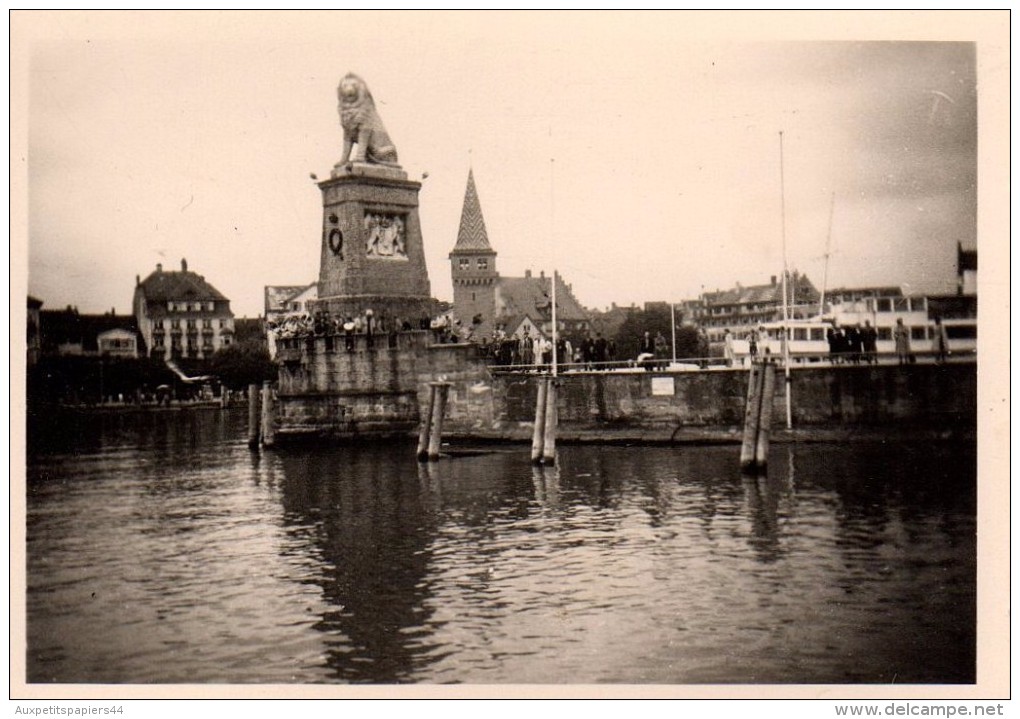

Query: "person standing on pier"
(894, 318), (911, 365)
(862, 321), (878, 364)
(723, 329), (735, 367)
(932, 316), (950, 363)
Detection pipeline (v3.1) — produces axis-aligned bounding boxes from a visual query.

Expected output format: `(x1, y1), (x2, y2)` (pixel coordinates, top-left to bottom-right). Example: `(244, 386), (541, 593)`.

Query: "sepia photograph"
(11, 9), (1009, 705)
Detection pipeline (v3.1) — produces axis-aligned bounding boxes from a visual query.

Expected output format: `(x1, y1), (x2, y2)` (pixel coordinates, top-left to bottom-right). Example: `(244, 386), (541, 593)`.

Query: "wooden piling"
(417, 383), (437, 461)
(739, 364), (763, 472)
(531, 377), (548, 464)
(260, 381), (275, 448)
(427, 383), (449, 461)
(754, 362), (777, 469)
(541, 379), (558, 466)
(247, 384), (261, 448)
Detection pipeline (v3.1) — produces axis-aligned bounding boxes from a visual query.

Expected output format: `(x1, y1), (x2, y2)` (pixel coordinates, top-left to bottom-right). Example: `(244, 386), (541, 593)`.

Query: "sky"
(16, 11), (1001, 319)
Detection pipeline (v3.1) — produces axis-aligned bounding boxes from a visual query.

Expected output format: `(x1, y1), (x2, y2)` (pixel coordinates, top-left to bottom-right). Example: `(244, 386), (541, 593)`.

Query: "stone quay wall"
(275, 339), (976, 443)
(480, 362), (975, 443)
(275, 332), (492, 439)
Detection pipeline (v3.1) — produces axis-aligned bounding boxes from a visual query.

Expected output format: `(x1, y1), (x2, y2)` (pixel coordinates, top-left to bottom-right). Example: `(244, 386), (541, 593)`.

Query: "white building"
(133, 259), (235, 360)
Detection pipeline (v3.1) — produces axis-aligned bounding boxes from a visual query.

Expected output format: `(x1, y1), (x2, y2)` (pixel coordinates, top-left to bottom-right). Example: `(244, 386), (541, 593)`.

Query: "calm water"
(26, 409), (976, 684)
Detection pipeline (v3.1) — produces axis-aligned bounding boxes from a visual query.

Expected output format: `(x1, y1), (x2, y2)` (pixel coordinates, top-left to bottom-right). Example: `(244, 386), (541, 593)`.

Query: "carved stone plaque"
(364, 212), (408, 259)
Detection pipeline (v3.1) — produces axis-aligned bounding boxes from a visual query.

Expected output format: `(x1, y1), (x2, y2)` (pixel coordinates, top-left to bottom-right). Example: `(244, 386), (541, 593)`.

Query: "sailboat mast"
(779, 131), (792, 431)
(819, 191), (835, 316)
(550, 157), (558, 378)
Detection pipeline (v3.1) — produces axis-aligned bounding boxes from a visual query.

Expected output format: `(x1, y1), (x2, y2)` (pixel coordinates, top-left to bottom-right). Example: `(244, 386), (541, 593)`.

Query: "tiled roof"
(451, 169), (493, 253)
(497, 274), (589, 322)
(703, 274), (819, 306)
(138, 269), (229, 303)
(265, 284), (314, 314)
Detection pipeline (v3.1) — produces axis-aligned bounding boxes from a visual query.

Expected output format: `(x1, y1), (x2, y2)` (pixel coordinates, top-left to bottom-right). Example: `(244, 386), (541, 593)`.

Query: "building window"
(203, 319), (212, 329)
(458, 258), (470, 270)
(154, 319), (164, 329)
(946, 325), (976, 340)
(810, 328), (825, 341)
(911, 326), (928, 341)
(171, 319), (181, 329)
(877, 327), (892, 341)
(219, 319), (227, 328)
(894, 298), (910, 312)
(153, 336), (164, 348)
(477, 258), (488, 270)
(206, 301), (215, 312)
(793, 328), (807, 341)
(909, 297), (927, 312)
(876, 298), (892, 312)
(187, 319), (196, 329)
(222, 336), (232, 347)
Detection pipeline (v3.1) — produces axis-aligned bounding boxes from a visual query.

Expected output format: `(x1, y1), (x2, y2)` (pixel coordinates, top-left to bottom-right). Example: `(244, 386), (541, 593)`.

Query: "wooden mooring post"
(754, 362), (777, 470)
(541, 378), (558, 466)
(416, 383), (438, 461)
(247, 383), (261, 448)
(531, 376), (558, 465)
(260, 381), (276, 448)
(426, 381), (450, 460)
(740, 361), (776, 473)
(416, 382), (450, 462)
(531, 377), (549, 464)
(739, 364), (763, 471)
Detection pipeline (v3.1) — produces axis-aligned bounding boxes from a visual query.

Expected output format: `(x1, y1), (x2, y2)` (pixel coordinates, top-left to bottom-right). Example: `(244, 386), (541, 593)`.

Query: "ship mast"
(779, 131), (792, 430)
(819, 191), (836, 316)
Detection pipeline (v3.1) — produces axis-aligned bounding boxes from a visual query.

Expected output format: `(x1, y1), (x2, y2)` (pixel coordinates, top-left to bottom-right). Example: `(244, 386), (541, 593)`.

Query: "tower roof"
(451, 169), (493, 254)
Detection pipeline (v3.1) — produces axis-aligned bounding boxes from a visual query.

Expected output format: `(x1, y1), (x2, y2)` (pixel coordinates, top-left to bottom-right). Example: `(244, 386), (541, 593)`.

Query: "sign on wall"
(651, 376), (675, 396)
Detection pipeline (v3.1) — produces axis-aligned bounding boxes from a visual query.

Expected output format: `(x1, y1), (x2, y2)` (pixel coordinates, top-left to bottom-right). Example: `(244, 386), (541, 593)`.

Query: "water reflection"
(26, 411), (976, 684)
(742, 473), (786, 563)
(275, 447), (438, 683)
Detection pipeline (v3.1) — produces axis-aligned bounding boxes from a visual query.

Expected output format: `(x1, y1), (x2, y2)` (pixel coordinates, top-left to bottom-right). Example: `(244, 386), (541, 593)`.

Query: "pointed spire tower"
(450, 168), (498, 332)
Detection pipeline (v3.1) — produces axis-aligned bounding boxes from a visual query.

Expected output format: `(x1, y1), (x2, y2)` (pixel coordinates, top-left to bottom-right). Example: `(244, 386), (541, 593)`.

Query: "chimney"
(771, 275), (777, 286)
(136, 274), (141, 286)
(156, 263), (163, 273)
(525, 269), (532, 278)
(181, 258), (188, 272)
(539, 270), (545, 279)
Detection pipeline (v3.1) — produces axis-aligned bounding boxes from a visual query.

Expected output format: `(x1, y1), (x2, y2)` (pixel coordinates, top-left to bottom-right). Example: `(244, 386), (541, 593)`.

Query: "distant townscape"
(26, 166), (977, 407)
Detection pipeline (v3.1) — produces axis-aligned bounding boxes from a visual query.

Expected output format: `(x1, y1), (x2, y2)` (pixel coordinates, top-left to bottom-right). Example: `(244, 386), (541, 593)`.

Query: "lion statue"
(335, 73), (400, 168)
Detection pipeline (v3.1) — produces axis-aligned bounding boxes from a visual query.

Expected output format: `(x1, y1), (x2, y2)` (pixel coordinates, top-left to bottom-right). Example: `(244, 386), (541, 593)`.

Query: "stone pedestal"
(315, 164), (434, 325)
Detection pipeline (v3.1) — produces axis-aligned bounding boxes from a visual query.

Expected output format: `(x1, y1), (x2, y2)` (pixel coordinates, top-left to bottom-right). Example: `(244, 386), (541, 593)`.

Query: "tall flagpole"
(779, 131), (792, 430)
(671, 302), (677, 366)
(550, 158), (557, 378)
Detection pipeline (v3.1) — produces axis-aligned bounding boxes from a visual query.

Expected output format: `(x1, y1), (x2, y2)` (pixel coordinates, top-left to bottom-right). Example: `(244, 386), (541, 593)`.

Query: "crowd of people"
(478, 326), (620, 370)
(267, 309), (473, 351)
(826, 321), (879, 364)
(269, 309), (954, 369)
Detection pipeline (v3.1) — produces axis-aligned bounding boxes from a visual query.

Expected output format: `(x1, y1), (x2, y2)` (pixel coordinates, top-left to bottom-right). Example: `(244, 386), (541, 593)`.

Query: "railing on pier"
(486, 348), (976, 375)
